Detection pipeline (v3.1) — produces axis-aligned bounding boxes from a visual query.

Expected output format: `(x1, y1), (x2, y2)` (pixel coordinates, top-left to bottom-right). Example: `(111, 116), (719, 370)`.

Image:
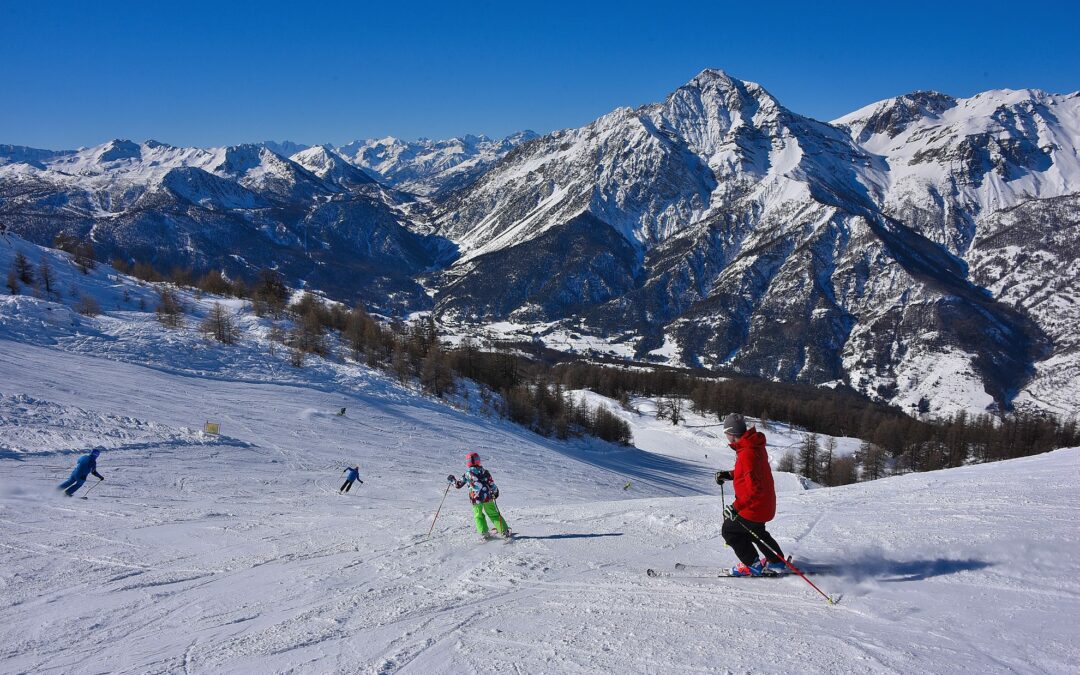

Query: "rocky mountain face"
(429, 71), (1080, 417)
(2, 72), (1077, 417)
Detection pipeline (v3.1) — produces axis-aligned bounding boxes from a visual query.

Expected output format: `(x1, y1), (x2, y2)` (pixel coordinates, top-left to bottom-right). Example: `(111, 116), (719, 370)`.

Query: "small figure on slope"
(715, 413), (786, 576)
(448, 452), (511, 540)
(340, 466), (363, 493)
(58, 448), (104, 497)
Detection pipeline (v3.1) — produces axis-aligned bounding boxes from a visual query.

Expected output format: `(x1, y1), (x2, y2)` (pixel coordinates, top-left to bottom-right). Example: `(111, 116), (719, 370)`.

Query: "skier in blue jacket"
(58, 448), (104, 496)
(340, 466), (363, 493)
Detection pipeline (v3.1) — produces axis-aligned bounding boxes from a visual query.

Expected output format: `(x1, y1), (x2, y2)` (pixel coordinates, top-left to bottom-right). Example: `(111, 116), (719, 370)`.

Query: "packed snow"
(2, 238), (1078, 673)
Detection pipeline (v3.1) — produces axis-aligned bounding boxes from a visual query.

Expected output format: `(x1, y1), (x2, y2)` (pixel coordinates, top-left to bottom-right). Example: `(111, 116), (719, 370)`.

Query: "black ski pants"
(722, 515), (784, 566)
(340, 479), (354, 493)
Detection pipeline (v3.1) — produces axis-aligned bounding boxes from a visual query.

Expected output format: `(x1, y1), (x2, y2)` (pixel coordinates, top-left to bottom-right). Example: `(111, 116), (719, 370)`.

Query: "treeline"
(20, 244), (1077, 473)
(552, 360), (1079, 483)
(128, 259), (634, 447)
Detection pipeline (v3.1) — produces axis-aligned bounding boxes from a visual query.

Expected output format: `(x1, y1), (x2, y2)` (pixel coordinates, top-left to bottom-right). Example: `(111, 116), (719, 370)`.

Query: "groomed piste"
(1, 239), (1077, 673)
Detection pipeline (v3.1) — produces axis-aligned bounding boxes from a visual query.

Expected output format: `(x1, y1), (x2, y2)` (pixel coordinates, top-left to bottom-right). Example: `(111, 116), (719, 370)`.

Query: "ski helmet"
(90, 448), (101, 457)
(465, 451), (481, 467)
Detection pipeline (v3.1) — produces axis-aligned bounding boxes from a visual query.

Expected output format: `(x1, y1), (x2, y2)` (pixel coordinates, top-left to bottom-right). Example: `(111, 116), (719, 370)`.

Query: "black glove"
(358, 479), (364, 484)
(723, 504), (738, 521)
(714, 470), (732, 485)
(447, 474), (456, 484)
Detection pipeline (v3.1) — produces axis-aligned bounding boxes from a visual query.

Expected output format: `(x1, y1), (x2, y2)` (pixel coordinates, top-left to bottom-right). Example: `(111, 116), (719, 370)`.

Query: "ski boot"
(730, 561), (764, 577)
(761, 557), (788, 574)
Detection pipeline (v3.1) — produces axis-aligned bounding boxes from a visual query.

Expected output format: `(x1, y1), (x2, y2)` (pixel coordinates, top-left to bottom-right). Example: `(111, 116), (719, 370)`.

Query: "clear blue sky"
(4, 0), (1079, 149)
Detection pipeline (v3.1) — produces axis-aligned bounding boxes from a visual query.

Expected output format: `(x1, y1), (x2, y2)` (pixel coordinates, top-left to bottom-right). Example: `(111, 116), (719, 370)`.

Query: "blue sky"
(4, 0), (1079, 149)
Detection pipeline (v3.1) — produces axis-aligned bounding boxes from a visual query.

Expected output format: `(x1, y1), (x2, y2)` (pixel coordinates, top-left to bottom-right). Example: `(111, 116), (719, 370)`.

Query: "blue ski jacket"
(344, 467), (359, 481)
(71, 454), (101, 481)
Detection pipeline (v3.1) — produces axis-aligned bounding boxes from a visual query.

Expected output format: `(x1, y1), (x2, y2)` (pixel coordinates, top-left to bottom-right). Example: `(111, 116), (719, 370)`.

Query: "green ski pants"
(472, 501), (508, 534)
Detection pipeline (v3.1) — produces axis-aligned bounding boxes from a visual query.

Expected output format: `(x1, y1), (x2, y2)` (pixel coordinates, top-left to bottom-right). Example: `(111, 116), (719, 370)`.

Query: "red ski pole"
(732, 515), (836, 605)
(722, 483), (836, 604)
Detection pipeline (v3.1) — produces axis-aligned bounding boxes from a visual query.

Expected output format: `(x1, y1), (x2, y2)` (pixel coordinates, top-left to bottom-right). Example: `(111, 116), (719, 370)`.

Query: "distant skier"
(340, 466), (363, 493)
(448, 452), (510, 540)
(715, 413), (786, 576)
(57, 448), (104, 497)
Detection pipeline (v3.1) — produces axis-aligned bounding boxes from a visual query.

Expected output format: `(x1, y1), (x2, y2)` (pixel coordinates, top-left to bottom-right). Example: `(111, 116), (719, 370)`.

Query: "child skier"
(340, 466), (363, 493)
(715, 413), (786, 576)
(58, 448), (105, 497)
(448, 452), (511, 540)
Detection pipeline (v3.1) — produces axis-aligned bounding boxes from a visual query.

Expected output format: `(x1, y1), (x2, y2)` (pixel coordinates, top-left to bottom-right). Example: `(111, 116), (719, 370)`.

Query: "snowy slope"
(2, 239), (1078, 673)
(835, 88), (1080, 252)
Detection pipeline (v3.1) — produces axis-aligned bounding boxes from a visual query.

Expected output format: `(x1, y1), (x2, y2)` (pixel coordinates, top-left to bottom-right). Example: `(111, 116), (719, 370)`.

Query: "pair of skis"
(647, 556), (803, 579)
(647, 557), (840, 604)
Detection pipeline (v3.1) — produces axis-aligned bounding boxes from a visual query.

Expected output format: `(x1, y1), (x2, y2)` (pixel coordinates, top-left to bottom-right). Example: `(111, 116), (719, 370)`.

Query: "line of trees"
(58, 249), (1077, 473)
(552, 360), (1079, 482)
(126, 258), (634, 447)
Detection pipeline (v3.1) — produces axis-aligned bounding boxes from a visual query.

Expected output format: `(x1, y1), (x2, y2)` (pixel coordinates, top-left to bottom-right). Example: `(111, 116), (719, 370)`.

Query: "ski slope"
(1, 241), (1078, 673)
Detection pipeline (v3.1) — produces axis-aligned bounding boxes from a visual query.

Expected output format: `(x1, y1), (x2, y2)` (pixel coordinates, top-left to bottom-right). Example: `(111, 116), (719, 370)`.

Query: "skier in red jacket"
(715, 413), (786, 576)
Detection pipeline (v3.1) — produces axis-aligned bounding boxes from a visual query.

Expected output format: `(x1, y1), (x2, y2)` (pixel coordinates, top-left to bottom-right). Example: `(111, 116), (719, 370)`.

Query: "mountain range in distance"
(2, 69), (1078, 421)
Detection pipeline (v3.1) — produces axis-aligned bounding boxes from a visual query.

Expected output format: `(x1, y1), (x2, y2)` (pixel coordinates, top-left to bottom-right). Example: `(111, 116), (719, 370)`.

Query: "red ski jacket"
(730, 428), (776, 523)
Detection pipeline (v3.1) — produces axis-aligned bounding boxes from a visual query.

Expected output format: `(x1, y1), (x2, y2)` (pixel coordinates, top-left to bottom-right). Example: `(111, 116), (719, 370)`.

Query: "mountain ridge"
(2, 70), (1077, 418)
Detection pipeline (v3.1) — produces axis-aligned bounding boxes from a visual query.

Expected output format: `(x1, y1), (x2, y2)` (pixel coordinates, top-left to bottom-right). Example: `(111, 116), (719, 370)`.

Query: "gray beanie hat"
(722, 413), (747, 437)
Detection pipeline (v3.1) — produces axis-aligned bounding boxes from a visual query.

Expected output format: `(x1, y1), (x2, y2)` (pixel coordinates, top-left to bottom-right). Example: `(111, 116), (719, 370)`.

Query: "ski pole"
(720, 483), (729, 547)
(428, 483), (451, 537)
(731, 513), (836, 605)
(80, 479), (104, 500)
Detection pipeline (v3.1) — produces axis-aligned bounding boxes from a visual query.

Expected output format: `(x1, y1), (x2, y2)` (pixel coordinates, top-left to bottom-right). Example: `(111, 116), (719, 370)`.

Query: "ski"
(673, 555), (808, 576)
(650, 556), (816, 579)
(647, 568), (787, 579)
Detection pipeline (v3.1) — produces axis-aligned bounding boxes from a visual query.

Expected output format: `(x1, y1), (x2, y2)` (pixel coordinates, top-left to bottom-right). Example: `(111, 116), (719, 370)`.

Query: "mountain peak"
(96, 139), (142, 163)
(211, 144), (279, 176)
(687, 68), (736, 87)
(290, 144), (375, 186)
(834, 90), (958, 141)
(257, 140), (310, 157)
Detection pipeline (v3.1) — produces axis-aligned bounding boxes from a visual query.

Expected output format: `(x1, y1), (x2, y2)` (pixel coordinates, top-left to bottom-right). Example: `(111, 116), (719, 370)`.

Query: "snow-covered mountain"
(429, 70), (1080, 418)
(0, 139), (446, 308)
(256, 139), (311, 158)
(833, 88), (1080, 252)
(2, 71), (1078, 417)
(0, 143), (73, 168)
(338, 131), (539, 197)
(289, 145), (377, 190)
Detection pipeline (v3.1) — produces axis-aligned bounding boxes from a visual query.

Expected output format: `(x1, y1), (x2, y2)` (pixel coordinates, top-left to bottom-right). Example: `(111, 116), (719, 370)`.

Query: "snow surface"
(2, 239), (1078, 673)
